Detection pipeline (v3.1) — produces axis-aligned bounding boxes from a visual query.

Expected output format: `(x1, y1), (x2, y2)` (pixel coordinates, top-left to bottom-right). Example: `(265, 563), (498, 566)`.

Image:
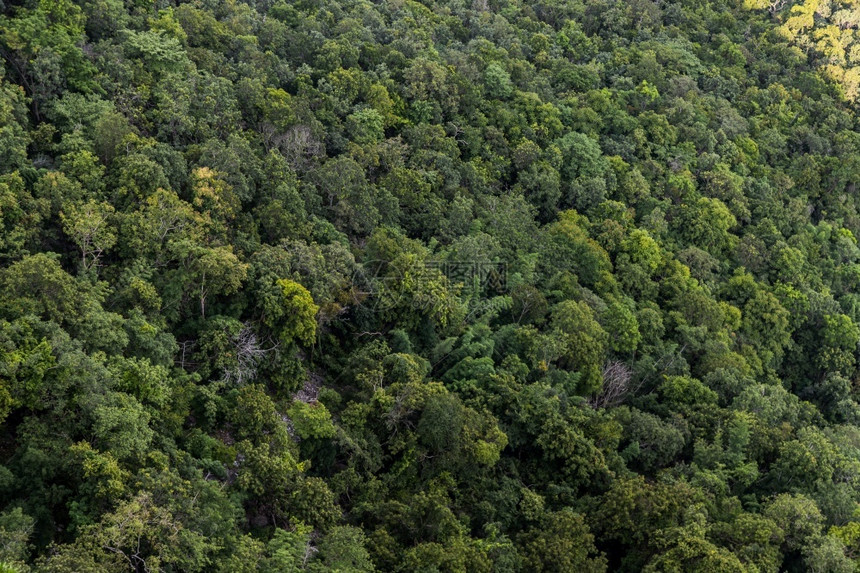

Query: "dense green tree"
(5, 0), (860, 569)
(517, 510), (606, 573)
(551, 299), (609, 395)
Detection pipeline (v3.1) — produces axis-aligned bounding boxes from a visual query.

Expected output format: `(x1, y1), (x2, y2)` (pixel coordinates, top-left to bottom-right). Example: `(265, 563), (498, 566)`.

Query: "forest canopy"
(3, 0), (860, 570)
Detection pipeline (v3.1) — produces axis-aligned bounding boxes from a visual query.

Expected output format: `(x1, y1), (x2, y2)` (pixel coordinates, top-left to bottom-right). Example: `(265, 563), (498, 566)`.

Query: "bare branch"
(588, 361), (635, 409)
(221, 325), (279, 385)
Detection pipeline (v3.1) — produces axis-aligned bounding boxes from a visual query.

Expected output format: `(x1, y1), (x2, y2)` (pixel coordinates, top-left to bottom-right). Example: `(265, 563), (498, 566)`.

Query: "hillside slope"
(3, 0), (860, 570)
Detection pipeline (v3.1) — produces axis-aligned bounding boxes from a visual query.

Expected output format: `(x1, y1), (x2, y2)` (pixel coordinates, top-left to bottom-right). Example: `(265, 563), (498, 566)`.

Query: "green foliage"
(287, 401), (336, 440)
(484, 63), (513, 100)
(518, 510), (606, 573)
(269, 278), (319, 346)
(91, 392), (154, 461)
(60, 199), (116, 271)
(676, 197), (737, 255)
(5, 0), (860, 570)
(0, 73), (30, 173)
(346, 108), (385, 145)
(552, 300), (608, 394)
